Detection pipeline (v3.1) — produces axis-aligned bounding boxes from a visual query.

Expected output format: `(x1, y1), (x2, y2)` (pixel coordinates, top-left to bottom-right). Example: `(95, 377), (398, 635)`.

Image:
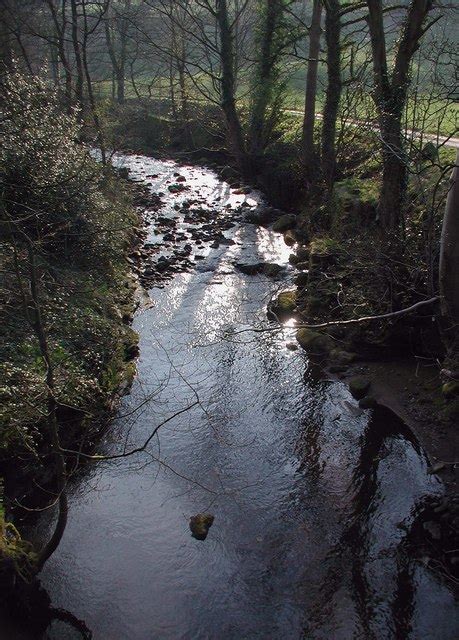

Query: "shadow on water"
(14, 154), (456, 640)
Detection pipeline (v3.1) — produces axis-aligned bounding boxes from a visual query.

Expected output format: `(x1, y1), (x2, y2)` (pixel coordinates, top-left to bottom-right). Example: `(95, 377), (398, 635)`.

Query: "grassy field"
(93, 68), (458, 139)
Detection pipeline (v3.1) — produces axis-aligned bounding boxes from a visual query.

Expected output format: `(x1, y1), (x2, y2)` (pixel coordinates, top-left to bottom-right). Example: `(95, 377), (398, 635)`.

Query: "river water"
(36, 155), (456, 639)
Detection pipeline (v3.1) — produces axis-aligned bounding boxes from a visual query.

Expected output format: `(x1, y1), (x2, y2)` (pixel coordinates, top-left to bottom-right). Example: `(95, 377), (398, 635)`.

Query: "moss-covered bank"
(0, 74), (143, 576)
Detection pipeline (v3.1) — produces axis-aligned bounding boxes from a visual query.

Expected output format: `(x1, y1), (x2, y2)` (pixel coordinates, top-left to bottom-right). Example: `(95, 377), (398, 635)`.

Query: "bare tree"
(302, 0), (322, 172)
(366, 0), (437, 229)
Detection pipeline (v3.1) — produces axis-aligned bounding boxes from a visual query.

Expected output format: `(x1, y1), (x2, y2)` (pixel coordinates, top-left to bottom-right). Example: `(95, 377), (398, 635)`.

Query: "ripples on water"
(36, 155), (457, 639)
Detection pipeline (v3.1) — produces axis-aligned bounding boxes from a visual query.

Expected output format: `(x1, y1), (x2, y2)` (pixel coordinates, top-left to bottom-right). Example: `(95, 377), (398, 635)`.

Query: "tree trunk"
(248, 0), (282, 156)
(24, 241), (68, 573)
(378, 110), (407, 229)
(216, 0), (247, 171)
(321, 0), (341, 188)
(45, 0), (73, 110)
(302, 0), (322, 172)
(439, 150), (459, 359)
(366, 0), (433, 229)
(81, 0), (106, 163)
(70, 0), (84, 105)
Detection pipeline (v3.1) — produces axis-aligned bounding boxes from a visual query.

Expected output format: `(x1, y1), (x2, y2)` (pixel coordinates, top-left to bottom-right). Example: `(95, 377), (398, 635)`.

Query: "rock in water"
(349, 376), (371, 400)
(189, 513), (214, 540)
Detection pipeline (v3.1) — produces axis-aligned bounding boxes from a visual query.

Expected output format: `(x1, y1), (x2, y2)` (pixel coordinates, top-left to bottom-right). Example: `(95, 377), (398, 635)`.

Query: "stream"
(35, 155), (456, 639)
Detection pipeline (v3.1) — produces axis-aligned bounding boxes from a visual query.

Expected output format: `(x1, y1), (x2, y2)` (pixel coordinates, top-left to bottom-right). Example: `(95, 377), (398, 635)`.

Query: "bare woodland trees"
(366, 0), (435, 229)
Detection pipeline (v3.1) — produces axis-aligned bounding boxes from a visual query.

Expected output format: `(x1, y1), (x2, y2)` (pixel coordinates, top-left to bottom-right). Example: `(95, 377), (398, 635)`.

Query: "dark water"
(33, 156), (456, 639)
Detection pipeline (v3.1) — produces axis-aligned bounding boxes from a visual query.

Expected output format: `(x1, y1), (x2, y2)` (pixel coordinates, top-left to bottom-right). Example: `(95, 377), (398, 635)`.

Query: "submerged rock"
(189, 514), (214, 541)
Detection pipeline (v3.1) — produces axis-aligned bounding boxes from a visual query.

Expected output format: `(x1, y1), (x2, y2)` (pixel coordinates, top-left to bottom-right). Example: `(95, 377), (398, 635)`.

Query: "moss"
(442, 382), (459, 399)
(329, 178), (379, 236)
(329, 349), (356, 365)
(271, 290), (297, 320)
(272, 214), (297, 233)
(189, 513), (214, 540)
(309, 236), (341, 258)
(296, 328), (333, 353)
(0, 480), (37, 580)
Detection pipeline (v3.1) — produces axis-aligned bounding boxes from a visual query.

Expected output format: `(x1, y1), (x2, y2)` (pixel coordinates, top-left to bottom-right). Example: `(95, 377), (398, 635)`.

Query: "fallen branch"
(60, 401), (199, 461)
(295, 295), (440, 329)
(231, 296), (440, 335)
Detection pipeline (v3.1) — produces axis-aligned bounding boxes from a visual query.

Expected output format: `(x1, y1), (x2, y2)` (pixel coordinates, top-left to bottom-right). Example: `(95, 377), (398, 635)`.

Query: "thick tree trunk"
(302, 0), (322, 172)
(81, 1), (106, 163)
(378, 110), (407, 229)
(367, 0), (433, 229)
(116, 67), (125, 104)
(70, 0), (84, 105)
(321, 0), (341, 188)
(248, 0), (282, 156)
(439, 151), (459, 358)
(216, 0), (247, 171)
(104, 1), (128, 105)
(45, 0), (73, 109)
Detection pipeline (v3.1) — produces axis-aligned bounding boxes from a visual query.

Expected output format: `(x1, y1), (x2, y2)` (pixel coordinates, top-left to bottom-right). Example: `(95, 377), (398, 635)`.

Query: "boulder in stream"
(272, 214), (297, 233)
(189, 514), (214, 541)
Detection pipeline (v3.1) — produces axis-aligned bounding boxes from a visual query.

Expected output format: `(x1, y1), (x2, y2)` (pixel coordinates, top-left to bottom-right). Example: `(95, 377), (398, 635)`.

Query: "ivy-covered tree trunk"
(70, 0), (84, 105)
(367, 0), (433, 229)
(302, 0), (322, 172)
(216, 0), (247, 172)
(378, 108), (407, 229)
(321, 0), (341, 188)
(248, 0), (285, 157)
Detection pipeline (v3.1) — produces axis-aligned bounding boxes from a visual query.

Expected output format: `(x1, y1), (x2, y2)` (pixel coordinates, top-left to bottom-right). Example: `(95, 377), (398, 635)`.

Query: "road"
(285, 109), (459, 150)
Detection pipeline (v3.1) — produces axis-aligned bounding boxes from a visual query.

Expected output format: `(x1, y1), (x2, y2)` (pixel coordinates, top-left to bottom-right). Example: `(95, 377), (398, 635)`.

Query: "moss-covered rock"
(270, 290), (297, 320)
(272, 214), (297, 233)
(189, 513), (214, 540)
(331, 178), (379, 234)
(295, 271), (309, 288)
(329, 349), (356, 366)
(442, 381), (459, 399)
(296, 328), (332, 353)
(349, 376), (371, 400)
(296, 246), (310, 262)
(263, 263), (285, 278)
(284, 230), (297, 246)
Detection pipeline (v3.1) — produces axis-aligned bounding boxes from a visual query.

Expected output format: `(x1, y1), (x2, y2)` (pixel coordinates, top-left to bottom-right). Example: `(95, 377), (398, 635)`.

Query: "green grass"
(93, 69), (457, 138)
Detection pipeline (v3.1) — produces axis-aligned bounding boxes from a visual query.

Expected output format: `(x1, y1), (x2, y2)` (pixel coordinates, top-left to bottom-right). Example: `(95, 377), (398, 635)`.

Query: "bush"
(0, 72), (138, 454)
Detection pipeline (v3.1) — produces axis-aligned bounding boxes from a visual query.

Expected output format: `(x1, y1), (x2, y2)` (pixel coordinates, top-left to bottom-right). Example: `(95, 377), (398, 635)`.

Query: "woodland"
(0, 1), (458, 639)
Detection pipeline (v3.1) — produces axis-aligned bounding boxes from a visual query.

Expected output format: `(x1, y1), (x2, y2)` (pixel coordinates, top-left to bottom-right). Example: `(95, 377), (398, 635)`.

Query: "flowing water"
(34, 155), (456, 639)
